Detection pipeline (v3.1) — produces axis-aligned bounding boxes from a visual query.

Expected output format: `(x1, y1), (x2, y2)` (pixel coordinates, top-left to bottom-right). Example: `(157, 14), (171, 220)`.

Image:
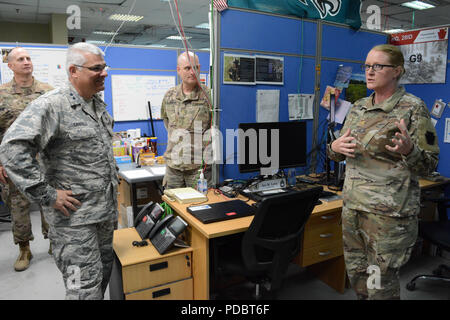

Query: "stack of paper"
(164, 187), (207, 204)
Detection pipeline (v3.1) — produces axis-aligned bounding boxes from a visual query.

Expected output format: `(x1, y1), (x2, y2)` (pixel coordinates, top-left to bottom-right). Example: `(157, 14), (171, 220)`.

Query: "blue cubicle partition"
(217, 8), (450, 182)
(218, 9), (317, 182)
(405, 62), (450, 178)
(217, 8), (389, 182)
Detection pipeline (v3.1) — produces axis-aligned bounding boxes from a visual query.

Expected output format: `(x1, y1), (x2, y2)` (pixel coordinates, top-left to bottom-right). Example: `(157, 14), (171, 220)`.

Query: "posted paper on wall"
(445, 118), (450, 143)
(390, 27), (448, 84)
(256, 90), (279, 122)
(288, 94), (314, 120)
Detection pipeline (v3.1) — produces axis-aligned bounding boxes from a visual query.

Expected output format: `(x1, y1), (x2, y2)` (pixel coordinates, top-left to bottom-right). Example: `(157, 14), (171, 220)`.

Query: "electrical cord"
(132, 240), (148, 247)
(103, 0), (138, 54)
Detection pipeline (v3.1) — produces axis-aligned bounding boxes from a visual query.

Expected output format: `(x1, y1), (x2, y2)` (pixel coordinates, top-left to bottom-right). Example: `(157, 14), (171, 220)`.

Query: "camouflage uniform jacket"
(161, 83), (212, 170)
(327, 86), (439, 217)
(0, 77), (53, 146)
(0, 82), (119, 227)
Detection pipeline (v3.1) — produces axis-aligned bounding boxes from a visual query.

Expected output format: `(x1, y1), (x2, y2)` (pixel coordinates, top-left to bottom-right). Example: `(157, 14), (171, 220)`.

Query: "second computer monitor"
(238, 121), (307, 174)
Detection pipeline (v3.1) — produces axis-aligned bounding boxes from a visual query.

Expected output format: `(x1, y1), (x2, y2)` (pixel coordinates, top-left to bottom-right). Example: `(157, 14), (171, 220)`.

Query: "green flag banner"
(228, 0), (362, 29)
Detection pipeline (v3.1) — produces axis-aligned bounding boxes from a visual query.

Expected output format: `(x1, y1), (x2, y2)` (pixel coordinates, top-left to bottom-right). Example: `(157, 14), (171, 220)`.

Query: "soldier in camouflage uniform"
(327, 44), (439, 300)
(0, 47), (53, 272)
(161, 51), (212, 189)
(0, 43), (118, 300)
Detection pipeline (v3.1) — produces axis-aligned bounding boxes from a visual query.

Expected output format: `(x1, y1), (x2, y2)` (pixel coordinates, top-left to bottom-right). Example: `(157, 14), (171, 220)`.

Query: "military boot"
(14, 241), (33, 272)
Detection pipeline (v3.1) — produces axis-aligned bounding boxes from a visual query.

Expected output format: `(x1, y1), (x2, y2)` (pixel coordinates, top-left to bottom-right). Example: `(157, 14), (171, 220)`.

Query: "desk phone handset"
(149, 214), (188, 255)
(134, 202), (188, 254)
(134, 201), (165, 240)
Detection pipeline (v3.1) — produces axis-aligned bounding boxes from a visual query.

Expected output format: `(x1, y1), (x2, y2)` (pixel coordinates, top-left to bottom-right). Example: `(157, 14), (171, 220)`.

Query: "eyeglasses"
(74, 64), (109, 72)
(362, 64), (396, 72)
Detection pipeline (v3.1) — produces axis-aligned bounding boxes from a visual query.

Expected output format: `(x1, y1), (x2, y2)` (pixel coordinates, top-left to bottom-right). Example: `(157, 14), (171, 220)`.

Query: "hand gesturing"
(385, 119), (413, 156)
(331, 128), (356, 158)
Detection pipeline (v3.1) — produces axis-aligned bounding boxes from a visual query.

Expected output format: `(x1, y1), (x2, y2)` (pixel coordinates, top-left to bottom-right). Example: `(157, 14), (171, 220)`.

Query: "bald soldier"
(161, 51), (212, 189)
(0, 47), (53, 272)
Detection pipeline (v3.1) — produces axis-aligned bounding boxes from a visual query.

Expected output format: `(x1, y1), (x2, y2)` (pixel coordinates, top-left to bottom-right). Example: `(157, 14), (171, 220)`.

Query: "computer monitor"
(238, 121), (307, 174)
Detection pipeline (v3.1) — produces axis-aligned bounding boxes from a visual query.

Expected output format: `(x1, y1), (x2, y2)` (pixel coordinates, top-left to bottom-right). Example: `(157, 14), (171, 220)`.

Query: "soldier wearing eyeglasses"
(0, 43), (118, 300)
(0, 47), (53, 272)
(327, 44), (439, 300)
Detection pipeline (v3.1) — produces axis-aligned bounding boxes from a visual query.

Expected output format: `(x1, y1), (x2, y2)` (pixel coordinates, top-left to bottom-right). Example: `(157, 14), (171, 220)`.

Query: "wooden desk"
(162, 189), (345, 299)
(162, 178), (449, 300)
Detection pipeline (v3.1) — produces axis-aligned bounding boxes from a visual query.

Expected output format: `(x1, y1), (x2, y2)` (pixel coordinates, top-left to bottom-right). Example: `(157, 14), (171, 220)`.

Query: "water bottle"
(197, 172), (208, 195)
(287, 168), (296, 186)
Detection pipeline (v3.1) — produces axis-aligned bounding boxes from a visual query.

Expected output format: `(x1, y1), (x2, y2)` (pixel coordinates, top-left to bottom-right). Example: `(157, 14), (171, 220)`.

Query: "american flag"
(213, 0), (228, 12)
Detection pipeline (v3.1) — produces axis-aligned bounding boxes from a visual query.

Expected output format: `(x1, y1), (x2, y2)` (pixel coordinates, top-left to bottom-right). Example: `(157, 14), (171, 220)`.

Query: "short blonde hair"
(371, 44), (405, 79)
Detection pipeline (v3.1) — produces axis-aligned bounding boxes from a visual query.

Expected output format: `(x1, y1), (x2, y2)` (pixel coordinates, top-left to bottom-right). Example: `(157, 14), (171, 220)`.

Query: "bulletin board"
(111, 74), (176, 121)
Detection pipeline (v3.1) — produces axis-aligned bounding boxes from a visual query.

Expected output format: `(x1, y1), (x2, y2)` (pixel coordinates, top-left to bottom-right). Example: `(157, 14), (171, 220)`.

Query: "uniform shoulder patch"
(425, 131), (435, 145)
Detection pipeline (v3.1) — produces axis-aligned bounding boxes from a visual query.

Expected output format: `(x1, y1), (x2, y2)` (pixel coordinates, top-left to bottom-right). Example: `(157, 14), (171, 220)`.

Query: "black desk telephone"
(134, 201), (188, 254)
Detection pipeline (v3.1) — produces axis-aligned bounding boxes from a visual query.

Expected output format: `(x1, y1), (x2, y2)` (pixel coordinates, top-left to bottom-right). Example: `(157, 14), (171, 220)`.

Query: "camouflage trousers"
(342, 207), (418, 300)
(1, 180), (49, 244)
(48, 219), (115, 300)
(163, 165), (212, 189)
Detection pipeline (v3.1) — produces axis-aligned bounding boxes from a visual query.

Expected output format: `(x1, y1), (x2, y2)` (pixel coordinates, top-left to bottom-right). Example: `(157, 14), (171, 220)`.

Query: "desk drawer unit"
(123, 252), (192, 294)
(297, 210), (343, 266)
(110, 228), (193, 300)
(126, 278), (193, 300)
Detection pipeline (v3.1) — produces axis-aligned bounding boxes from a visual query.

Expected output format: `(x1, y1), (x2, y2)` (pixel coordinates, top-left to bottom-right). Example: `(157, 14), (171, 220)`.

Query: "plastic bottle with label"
(197, 171), (208, 195)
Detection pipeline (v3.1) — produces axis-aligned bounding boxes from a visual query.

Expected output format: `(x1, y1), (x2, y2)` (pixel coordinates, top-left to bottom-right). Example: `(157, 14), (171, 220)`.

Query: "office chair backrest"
(241, 186), (323, 290)
(436, 198), (450, 222)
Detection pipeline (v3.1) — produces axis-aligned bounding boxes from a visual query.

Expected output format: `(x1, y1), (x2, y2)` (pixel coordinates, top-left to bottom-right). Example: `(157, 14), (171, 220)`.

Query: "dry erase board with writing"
(1, 47), (67, 88)
(111, 74), (176, 121)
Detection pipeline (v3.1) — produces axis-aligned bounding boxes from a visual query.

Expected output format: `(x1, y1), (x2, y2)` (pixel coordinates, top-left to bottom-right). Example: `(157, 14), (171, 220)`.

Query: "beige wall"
(0, 22), (51, 43)
(0, 17), (68, 44)
(50, 14), (68, 45)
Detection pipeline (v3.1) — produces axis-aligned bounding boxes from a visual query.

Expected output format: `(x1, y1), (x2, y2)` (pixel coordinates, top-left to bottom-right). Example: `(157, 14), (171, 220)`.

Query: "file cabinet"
(110, 228), (193, 300)
(296, 210), (343, 266)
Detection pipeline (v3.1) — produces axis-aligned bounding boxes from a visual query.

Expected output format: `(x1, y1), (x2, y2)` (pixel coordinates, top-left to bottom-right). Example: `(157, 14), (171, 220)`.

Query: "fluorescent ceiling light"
(109, 14), (143, 22)
(195, 23), (210, 29)
(149, 44), (167, 47)
(166, 35), (192, 40)
(93, 31), (116, 35)
(401, 1), (435, 10)
(86, 40), (106, 44)
(384, 28), (405, 34)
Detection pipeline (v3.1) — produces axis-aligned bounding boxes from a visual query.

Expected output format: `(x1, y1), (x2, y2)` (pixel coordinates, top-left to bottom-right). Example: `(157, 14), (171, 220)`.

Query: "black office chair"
(406, 196), (450, 291)
(212, 186), (323, 299)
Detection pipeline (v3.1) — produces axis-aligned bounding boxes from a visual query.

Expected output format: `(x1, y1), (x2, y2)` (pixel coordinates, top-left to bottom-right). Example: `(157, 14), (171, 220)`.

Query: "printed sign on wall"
(390, 27), (448, 84)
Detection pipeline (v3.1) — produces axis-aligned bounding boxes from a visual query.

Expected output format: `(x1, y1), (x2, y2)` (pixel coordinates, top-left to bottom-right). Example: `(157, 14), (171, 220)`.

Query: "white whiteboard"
(111, 74), (176, 121)
(0, 47), (68, 88)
